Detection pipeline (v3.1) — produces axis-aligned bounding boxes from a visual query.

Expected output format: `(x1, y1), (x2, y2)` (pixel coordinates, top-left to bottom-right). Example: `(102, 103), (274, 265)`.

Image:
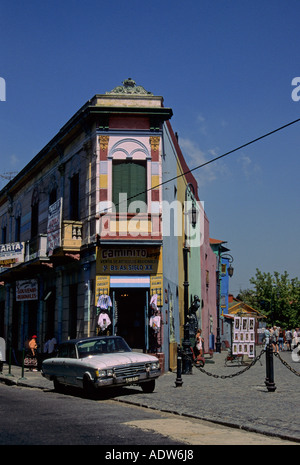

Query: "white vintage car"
(41, 336), (161, 397)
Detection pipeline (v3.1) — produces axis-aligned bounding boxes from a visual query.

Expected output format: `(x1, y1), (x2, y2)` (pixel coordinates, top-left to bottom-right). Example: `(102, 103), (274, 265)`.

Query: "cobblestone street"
(1, 348), (298, 442)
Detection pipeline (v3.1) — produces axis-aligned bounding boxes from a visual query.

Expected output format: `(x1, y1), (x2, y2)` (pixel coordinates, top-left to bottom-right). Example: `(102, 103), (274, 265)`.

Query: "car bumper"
(95, 370), (160, 388)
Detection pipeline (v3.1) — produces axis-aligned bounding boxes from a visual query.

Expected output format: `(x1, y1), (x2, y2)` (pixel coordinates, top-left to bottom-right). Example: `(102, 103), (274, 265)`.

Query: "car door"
(62, 344), (78, 386)
(51, 343), (69, 383)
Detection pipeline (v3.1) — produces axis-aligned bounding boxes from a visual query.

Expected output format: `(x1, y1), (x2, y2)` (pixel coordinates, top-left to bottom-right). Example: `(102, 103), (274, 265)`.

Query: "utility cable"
(100, 116), (300, 213)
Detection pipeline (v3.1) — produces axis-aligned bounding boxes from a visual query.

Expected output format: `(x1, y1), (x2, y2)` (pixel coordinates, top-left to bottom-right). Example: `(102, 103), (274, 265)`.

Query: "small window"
(15, 216), (21, 242)
(49, 187), (57, 206)
(1, 226), (7, 244)
(221, 264), (227, 275)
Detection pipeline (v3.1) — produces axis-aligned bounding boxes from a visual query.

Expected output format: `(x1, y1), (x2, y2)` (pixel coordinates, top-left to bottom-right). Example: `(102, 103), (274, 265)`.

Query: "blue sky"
(0, 0), (299, 295)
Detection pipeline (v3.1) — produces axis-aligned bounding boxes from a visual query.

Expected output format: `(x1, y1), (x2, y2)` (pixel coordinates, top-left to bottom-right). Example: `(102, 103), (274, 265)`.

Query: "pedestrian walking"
(194, 329), (204, 357)
(292, 329), (298, 349)
(285, 329), (292, 351)
(272, 326), (279, 352)
(278, 328), (284, 351)
(264, 326), (271, 348)
(0, 337), (5, 373)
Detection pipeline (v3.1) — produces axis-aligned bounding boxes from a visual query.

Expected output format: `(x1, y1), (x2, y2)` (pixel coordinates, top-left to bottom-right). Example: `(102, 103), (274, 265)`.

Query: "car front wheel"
(83, 374), (97, 399)
(141, 379), (155, 393)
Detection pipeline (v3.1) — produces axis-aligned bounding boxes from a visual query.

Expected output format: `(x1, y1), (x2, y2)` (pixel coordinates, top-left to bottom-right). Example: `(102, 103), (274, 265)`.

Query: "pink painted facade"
(200, 212), (217, 352)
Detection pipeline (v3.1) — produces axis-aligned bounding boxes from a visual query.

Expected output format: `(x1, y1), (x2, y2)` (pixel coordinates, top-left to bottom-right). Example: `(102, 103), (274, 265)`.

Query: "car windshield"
(77, 337), (131, 358)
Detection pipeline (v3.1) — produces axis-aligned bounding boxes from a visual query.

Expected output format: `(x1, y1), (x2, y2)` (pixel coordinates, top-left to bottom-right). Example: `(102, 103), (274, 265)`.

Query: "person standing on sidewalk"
(25, 335), (38, 371)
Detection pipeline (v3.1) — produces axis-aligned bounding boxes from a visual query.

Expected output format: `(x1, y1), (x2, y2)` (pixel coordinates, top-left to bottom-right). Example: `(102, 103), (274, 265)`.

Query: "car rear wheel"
(53, 377), (65, 393)
(141, 379), (155, 393)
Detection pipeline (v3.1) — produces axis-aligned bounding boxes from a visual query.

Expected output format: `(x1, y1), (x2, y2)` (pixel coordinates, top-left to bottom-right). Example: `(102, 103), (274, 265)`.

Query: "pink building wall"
(200, 212), (217, 352)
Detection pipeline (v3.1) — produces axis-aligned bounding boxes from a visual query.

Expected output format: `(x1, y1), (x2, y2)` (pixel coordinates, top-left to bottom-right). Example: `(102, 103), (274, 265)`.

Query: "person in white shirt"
(44, 335), (57, 355)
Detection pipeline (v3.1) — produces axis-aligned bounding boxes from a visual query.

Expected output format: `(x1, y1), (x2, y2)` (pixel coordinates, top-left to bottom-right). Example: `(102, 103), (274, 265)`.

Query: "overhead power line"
(158, 116), (300, 191)
(101, 116), (300, 213)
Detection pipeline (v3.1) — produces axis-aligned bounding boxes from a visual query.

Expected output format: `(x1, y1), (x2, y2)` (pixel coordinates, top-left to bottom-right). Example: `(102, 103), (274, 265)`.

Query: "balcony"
(61, 220), (83, 251)
(25, 234), (48, 262)
(98, 213), (162, 243)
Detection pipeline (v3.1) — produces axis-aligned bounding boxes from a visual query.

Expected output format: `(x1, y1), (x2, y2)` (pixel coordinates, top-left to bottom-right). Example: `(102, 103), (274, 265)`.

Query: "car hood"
(81, 351), (158, 369)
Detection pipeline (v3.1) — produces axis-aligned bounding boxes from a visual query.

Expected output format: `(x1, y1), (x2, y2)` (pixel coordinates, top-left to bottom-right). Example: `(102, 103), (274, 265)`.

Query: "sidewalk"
(1, 349), (299, 442)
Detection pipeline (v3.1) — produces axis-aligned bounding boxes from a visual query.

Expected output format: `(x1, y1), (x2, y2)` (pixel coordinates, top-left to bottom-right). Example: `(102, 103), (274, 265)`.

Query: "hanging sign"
(16, 279), (38, 301)
(47, 198), (62, 256)
(0, 242), (24, 267)
(95, 275), (110, 305)
(96, 247), (162, 275)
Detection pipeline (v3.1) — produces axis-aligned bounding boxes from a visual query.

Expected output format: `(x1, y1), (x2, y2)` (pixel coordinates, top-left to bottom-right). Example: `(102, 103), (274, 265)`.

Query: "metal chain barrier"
(274, 350), (300, 377)
(175, 344), (300, 389)
(194, 348), (300, 379)
(196, 348), (266, 379)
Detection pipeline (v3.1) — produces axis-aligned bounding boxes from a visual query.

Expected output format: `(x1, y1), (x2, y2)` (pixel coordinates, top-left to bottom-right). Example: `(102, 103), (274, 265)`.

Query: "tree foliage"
(237, 269), (300, 328)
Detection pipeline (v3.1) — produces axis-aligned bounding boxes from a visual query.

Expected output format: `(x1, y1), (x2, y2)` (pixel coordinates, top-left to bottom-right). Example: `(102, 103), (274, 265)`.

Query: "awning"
(110, 275), (150, 288)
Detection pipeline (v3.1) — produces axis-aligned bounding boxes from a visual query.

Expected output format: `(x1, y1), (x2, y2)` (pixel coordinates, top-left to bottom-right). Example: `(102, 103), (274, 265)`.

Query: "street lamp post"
(181, 184), (197, 374)
(216, 253), (234, 353)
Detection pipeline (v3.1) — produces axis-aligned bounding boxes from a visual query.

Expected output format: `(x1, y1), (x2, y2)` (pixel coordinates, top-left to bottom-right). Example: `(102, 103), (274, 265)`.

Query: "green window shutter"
(112, 162), (126, 211)
(113, 161), (147, 212)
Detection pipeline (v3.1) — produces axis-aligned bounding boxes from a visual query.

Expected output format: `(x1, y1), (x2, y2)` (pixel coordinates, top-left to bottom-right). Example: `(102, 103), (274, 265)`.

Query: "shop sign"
(47, 198), (62, 256)
(0, 242), (24, 267)
(95, 275), (110, 305)
(150, 275), (163, 306)
(97, 247), (162, 275)
(16, 279), (38, 301)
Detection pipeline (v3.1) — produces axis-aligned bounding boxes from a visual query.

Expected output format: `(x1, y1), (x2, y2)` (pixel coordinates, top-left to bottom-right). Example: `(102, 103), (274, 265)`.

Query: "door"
(113, 288), (147, 350)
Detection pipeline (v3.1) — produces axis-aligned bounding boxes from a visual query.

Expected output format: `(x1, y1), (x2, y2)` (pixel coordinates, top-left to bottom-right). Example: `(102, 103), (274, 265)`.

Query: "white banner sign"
(16, 279), (38, 301)
(47, 198), (62, 256)
(0, 242), (25, 267)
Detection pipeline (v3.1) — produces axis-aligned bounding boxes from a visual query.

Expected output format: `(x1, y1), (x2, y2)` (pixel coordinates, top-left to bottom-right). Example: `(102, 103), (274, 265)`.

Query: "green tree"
(237, 269), (300, 328)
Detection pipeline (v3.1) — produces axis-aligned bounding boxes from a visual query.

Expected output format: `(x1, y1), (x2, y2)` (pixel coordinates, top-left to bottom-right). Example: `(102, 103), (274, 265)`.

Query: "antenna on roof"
(0, 171), (18, 180)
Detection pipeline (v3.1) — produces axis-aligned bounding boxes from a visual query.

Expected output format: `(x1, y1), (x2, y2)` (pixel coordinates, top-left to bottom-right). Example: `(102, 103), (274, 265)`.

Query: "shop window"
(112, 160), (147, 213)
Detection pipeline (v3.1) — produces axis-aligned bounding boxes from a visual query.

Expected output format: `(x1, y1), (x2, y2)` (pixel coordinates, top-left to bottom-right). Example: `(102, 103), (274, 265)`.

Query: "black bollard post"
(265, 341), (276, 392)
(6, 345), (14, 377)
(175, 345), (183, 387)
(19, 348), (27, 380)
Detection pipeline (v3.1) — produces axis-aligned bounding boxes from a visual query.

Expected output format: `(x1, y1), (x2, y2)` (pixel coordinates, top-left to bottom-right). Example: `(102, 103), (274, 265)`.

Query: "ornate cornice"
(106, 78), (153, 96)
